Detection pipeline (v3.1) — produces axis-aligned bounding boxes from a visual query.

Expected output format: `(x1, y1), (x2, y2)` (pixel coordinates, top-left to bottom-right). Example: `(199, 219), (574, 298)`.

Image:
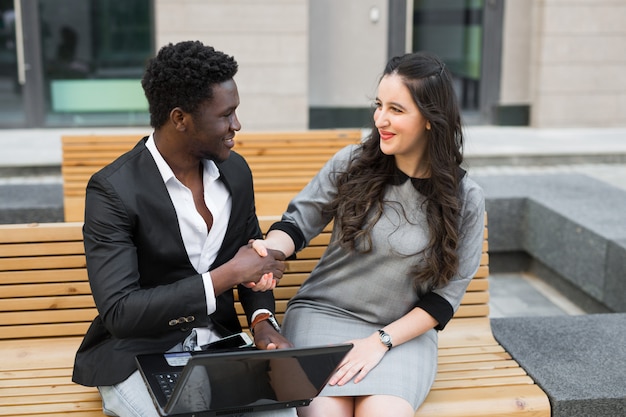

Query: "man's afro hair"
(142, 40), (238, 128)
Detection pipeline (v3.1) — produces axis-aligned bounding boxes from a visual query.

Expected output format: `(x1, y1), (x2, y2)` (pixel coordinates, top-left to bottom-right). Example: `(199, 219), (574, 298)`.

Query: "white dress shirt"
(146, 134), (229, 346)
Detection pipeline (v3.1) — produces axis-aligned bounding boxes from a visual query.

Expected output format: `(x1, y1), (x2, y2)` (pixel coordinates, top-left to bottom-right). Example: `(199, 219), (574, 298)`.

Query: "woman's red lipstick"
(379, 130), (395, 140)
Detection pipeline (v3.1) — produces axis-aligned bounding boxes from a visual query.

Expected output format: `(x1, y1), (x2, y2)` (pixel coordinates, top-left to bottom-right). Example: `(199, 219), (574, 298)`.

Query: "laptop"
(136, 343), (353, 416)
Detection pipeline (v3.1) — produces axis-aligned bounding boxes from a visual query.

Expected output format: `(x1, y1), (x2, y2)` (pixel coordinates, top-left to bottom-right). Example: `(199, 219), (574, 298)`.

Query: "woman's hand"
(249, 238), (269, 257)
(241, 272), (277, 291)
(241, 239), (276, 291)
(329, 333), (388, 386)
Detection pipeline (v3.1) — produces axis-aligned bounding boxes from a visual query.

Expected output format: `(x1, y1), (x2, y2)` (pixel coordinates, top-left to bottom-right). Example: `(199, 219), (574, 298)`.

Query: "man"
(72, 40), (294, 417)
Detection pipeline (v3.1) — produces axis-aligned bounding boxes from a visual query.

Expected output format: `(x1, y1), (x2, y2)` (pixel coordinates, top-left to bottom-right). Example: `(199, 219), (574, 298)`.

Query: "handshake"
(233, 239), (286, 292)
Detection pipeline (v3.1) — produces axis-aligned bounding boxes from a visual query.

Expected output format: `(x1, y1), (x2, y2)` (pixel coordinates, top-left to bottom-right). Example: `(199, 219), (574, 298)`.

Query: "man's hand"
(231, 245), (285, 285)
(253, 320), (293, 350)
(211, 245), (286, 295)
(240, 241), (286, 291)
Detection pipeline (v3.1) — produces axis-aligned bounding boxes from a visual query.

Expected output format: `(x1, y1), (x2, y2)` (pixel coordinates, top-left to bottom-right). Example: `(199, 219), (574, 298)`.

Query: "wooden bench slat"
(0, 408), (103, 417)
(0, 337), (82, 371)
(1, 308), (97, 325)
(474, 265), (489, 278)
(0, 282), (92, 298)
(433, 367), (528, 382)
(438, 351), (513, 364)
(0, 242), (84, 257)
(432, 375), (536, 390)
(437, 317), (498, 348)
(0, 295), (95, 312)
(0, 367), (74, 380)
(0, 269), (87, 285)
(0, 375), (89, 390)
(437, 359), (524, 373)
(61, 203), (85, 222)
(0, 401), (102, 416)
(438, 344), (505, 356)
(458, 292), (489, 305)
(0, 392), (100, 408)
(453, 304), (490, 318)
(0, 256), (85, 272)
(0, 223), (84, 244)
(416, 385), (550, 416)
(0, 323), (91, 340)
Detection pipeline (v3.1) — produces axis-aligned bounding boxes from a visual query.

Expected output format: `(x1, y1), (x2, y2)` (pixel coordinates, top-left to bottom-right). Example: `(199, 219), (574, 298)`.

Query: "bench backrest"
(61, 130), (363, 221)
(0, 218), (489, 341)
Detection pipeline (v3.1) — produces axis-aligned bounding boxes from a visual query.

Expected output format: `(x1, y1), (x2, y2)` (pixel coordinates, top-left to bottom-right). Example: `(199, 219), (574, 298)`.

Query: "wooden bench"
(61, 129), (363, 221)
(0, 217), (550, 416)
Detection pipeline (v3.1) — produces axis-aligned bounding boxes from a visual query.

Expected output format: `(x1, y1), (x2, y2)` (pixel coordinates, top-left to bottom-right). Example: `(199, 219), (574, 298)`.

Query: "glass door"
(413, 0), (484, 111)
(0, 0), (27, 127)
(38, 0), (152, 127)
(0, 0), (152, 128)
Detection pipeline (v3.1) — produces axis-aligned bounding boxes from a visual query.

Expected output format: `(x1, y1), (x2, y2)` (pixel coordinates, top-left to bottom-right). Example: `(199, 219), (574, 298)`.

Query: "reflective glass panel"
(0, 0), (26, 127)
(39, 0), (152, 127)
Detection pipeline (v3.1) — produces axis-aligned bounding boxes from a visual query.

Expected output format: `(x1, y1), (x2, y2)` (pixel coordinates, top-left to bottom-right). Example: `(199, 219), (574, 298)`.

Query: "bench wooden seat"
(61, 129), (363, 221)
(0, 218), (550, 417)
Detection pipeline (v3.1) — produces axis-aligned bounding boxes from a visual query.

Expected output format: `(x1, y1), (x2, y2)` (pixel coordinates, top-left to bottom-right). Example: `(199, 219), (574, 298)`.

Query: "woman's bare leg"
(297, 396), (354, 417)
(355, 394), (413, 417)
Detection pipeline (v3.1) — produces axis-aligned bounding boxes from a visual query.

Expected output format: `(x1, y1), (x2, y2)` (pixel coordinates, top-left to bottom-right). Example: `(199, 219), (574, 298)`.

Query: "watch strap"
(250, 312), (280, 335)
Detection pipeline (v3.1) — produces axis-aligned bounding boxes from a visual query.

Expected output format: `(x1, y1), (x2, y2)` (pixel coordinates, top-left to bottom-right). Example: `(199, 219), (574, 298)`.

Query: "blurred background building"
(0, 0), (624, 132)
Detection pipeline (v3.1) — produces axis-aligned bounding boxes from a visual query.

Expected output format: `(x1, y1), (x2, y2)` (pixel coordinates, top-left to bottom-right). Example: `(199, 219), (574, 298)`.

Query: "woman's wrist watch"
(250, 310), (281, 335)
(378, 329), (393, 350)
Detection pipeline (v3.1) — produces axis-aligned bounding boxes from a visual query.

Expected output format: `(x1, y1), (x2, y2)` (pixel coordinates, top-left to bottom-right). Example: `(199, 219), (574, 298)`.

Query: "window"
(40, 0), (152, 126)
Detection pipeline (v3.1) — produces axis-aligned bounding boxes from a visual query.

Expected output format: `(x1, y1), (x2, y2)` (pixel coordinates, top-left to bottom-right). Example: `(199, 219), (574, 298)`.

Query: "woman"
(253, 52), (485, 416)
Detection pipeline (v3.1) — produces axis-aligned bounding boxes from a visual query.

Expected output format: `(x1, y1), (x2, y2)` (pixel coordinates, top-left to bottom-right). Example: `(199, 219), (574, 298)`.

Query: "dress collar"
(391, 166), (466, 194)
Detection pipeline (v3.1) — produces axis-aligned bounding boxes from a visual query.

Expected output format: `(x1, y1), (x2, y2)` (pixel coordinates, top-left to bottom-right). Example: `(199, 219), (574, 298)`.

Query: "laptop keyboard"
(154, 372), (181, 399)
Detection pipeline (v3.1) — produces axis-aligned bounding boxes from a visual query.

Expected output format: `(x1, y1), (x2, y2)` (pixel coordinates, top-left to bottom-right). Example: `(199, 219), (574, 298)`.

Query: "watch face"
(379, 330), (392, 348)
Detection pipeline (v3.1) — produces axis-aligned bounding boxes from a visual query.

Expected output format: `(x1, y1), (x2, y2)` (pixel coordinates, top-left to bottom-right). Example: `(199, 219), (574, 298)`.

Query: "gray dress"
(280, 145), (485, 410)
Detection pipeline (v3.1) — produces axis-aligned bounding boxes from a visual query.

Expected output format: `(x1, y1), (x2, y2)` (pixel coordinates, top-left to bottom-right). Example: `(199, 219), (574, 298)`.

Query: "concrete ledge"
(0, 184), (64, 224)
(491, 314), (626, 417)
(474, 173), (626, 312)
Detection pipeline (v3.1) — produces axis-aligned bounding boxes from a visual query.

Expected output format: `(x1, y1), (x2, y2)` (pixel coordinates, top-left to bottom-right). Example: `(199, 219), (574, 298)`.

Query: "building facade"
(1, 0), (624, 131)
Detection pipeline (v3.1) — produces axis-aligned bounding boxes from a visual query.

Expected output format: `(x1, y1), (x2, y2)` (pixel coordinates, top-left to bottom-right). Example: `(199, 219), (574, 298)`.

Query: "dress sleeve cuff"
(201, 271), (217, 315)
(268, 221), (306, 255)
(416, 292), (454, 331)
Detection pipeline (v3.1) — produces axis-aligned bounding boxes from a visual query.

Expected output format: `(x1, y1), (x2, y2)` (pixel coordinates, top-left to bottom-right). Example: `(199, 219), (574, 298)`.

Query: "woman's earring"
(426, 122), (431, 131)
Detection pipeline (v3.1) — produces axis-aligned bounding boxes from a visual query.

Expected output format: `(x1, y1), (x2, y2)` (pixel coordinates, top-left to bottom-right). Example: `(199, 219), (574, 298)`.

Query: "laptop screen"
(138, 344), (352, 416)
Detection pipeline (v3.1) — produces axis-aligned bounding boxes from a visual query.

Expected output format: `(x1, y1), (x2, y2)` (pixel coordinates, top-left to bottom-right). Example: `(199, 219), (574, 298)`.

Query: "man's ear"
(170, 107), (187, 131)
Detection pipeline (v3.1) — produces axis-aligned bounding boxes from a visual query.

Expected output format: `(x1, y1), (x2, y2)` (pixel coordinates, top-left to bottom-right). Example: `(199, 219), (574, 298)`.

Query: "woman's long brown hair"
(325, 52), (464, 294)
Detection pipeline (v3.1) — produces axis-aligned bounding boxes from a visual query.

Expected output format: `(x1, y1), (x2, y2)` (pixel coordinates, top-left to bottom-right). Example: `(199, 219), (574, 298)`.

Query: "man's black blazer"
(72, 138), (275, 387)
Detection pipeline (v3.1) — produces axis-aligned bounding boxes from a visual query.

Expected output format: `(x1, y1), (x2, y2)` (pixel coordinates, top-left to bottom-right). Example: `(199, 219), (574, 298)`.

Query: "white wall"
(154, 0), (309, 131)
(529, 0), (626, 127)
(499, 0), (532, 105)
(308, 0), (388, 108)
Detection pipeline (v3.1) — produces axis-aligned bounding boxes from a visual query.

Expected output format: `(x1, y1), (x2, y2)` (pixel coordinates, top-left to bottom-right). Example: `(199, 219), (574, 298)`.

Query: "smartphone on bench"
(200, 332), (254, 351)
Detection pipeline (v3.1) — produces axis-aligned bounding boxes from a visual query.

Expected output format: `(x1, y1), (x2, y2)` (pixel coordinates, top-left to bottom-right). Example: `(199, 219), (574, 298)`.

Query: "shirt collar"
(146, 133), (220, 184)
